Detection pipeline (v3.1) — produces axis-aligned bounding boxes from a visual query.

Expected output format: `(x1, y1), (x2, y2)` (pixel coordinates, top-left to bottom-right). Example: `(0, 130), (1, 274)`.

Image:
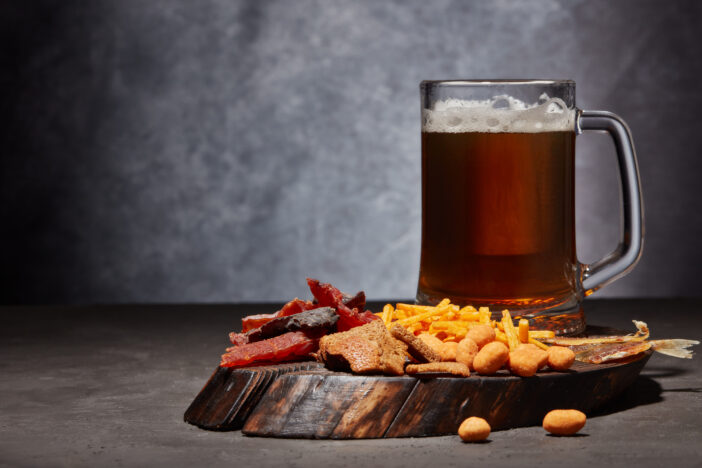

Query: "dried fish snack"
(545, 320), (650, 346)
(544, 321), (698, 364)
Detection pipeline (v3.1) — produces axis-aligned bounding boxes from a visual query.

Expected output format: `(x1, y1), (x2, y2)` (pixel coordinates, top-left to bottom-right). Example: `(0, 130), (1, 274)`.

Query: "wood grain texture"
(242, 370), (417, 438)
(184, 362), (322, 430)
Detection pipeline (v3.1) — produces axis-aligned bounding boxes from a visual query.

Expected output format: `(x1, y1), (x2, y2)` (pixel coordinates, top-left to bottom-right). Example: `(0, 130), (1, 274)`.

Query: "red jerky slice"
(336, 302), (378, 332)
(358, 310), (378, 322)
(229, 332), (248, 346)
(307, 278), (346, 308)
(220, 331), (317, 368)
(306, 278), (366, 311)
(241, 298), (315, 332)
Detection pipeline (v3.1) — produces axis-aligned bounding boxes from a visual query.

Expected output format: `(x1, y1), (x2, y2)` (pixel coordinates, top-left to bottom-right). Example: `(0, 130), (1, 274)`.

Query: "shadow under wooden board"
(184, 337), (652, 439)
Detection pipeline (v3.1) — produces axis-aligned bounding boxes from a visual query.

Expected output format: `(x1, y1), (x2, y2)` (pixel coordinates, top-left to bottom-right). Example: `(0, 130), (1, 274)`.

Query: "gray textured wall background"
(2, 0), (701, 303)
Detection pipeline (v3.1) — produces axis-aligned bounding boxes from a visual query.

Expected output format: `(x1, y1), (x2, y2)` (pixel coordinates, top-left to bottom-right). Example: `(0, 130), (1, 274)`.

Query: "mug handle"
(577, 110), (644, 295)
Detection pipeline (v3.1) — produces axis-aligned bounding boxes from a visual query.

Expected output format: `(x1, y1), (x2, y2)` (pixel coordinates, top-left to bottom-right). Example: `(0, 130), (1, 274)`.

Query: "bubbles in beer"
(422, 94), (574, 133)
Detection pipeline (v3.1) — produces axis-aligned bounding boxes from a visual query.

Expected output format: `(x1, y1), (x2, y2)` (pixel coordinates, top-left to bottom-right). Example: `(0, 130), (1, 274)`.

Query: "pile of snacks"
(222, 279), (378, 368)
(377, 300), (576, 377)
(378, 300), (555, 350)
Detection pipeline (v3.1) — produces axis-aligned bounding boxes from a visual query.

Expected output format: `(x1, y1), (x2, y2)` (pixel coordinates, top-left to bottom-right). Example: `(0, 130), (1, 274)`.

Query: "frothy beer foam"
(422, 94), (575, 133)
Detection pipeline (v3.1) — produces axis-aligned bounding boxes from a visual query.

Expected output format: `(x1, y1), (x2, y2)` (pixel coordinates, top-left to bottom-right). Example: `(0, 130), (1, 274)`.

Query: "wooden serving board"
(242, 352), (651, 438)
(185, 347), (652, 438)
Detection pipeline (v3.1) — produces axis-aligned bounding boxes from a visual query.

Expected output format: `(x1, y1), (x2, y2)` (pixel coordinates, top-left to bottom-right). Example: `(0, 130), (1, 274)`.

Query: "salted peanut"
(418, 333), (445, 355)
(466, 325), (496, 349)
(547, 346), (576, 371)
(458, 417), (491, 442)
(516, 343), (539, 352)
(456, 338), (479, 369)
(516, 343), (548, 369)
(473, 341), (509, 375)
(543, 409), (586, 435)
(441, 341), (459, 361)
(508, 350), (539, 377)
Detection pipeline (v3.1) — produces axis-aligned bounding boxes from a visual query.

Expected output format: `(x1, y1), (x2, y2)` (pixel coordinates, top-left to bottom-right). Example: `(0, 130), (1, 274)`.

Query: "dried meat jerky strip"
(306, 278), (376, 332)
(241, 281), (363, 334)
(343, 291), (366, 312)
(221, 331), (318, 368)
(230, 307), (338, 346)
(241, 298), (316, 332)
(307, 278), (346, 308)
(336, 302), (378, 332)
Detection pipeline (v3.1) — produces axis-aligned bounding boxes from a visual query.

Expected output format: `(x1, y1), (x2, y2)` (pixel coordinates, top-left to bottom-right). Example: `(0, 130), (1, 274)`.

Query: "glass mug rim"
(421, 79), (575, 87)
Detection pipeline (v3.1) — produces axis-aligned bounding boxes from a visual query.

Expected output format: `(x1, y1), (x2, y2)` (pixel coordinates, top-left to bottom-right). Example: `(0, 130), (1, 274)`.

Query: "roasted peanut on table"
(547, 346), (576, 371)
(455, 337), (479, 369)
(542, 409), (586, 435)
(473, 341), (509, 375)
(466, 324), (496, 349)
(441, 341), (458, 361)
(458, 417), (491, 442)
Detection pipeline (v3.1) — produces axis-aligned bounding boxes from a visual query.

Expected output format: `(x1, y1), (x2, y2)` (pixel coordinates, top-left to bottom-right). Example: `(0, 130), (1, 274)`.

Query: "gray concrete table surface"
(1, 299), (701, 468)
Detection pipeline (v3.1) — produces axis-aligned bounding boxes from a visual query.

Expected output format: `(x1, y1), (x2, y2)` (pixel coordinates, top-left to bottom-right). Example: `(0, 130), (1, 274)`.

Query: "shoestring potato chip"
(377, 299), (555, 348)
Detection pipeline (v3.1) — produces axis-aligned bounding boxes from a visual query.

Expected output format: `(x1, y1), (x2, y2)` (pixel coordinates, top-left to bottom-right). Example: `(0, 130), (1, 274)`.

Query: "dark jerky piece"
(241, 298), (316, 332)
(230, 307), (338, 345)
(343, 290), (366, 312)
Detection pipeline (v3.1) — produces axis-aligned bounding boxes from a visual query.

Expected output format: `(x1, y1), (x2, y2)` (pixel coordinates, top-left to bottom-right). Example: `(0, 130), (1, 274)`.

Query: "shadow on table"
(591, 375), (662, 417)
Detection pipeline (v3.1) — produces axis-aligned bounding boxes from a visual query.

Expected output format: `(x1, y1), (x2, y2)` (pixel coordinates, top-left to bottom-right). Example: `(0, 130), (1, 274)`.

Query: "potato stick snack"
(397, 309), (440, 327)
(518, 319), (530, 344)
(396, 303), (435, 313)
(459, 311), (480, 321)
(431, 321), (472, 330)
(495, 330), (509, 345)
(399, 304), (453, 327)
(382, 304), (394, 326)
(529, 337), (551, 351)
(501, 310), (520, 351)
(478, 307), (491, 324)
(380, 300), (553, 354)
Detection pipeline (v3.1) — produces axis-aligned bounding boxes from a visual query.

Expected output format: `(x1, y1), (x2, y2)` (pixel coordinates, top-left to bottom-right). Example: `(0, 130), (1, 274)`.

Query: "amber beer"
(417, 130), (577, 310)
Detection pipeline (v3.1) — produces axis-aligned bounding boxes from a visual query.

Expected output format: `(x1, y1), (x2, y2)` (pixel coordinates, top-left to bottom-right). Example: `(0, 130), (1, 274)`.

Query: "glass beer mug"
(416, 80), (643, 335)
